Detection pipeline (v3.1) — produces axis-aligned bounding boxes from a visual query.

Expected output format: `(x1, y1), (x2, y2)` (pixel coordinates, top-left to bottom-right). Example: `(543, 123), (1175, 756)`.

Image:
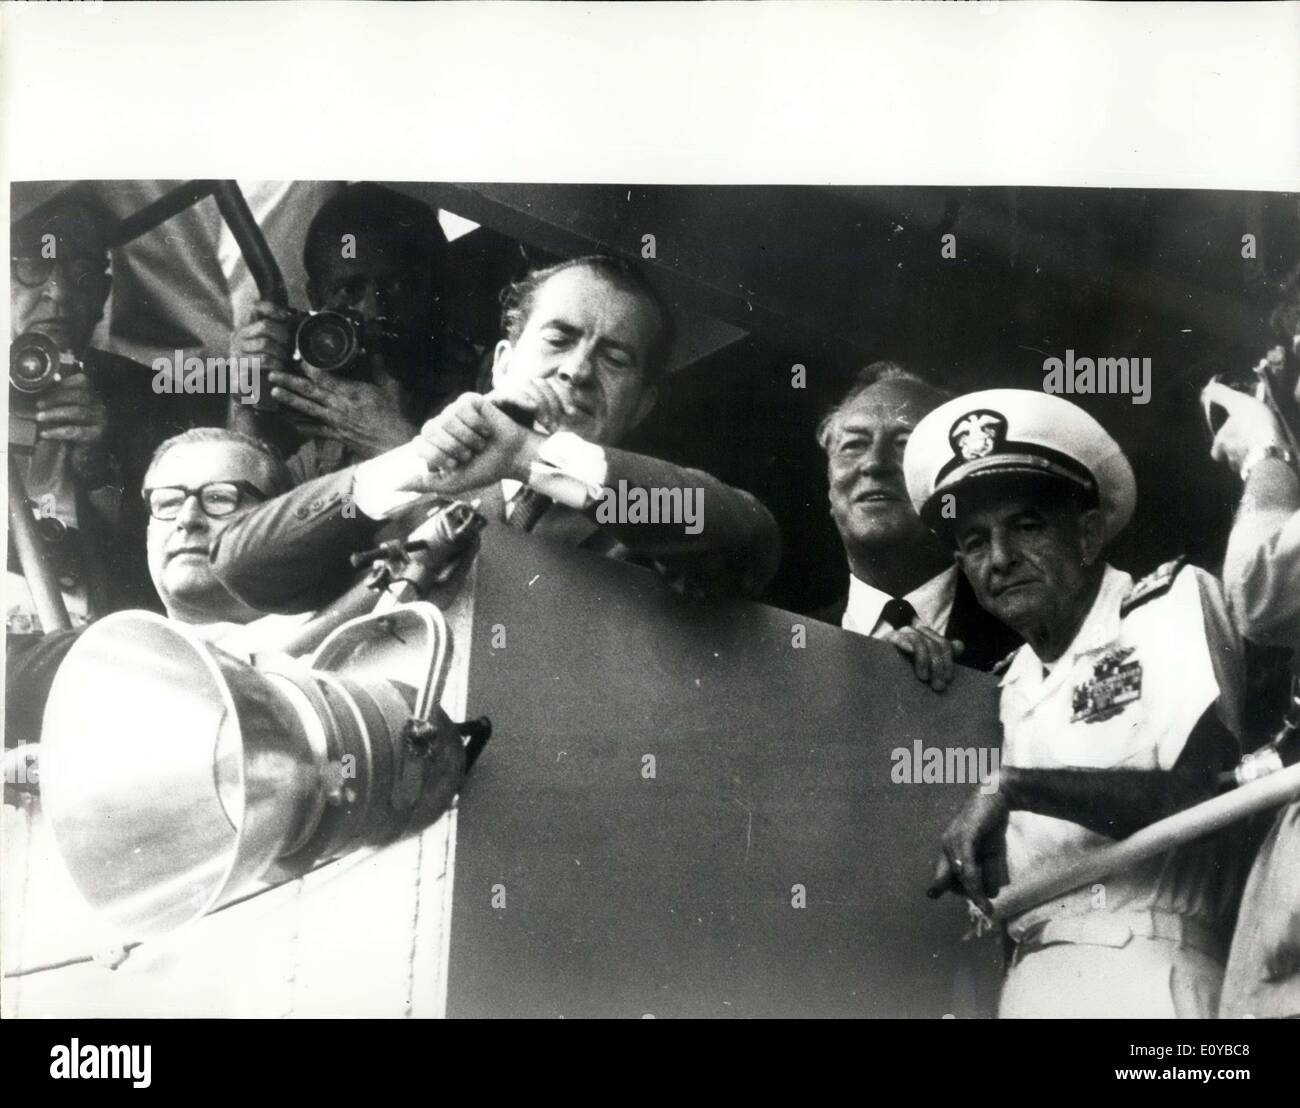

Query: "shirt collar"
(843, 574), (892, 635)
(908, 564), (958, 630)
(842, 564), (958, 636)
(999, 563), (1132, 690)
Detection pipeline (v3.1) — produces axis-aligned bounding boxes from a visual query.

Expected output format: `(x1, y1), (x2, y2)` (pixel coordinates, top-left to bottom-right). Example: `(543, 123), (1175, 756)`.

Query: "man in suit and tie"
(815, 362), (1020, 689)
(208, 254), (781, 613)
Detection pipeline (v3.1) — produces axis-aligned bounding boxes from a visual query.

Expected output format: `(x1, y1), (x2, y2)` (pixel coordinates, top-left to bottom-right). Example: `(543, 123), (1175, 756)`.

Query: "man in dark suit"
(209, 255), (780, 613)
(815, 362), (1019, 687)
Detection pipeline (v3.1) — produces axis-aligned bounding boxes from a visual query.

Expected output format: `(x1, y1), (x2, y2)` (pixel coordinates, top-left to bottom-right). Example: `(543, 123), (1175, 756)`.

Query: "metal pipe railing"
(990, 762), (1300, 922)
(7, 454), (72, 632)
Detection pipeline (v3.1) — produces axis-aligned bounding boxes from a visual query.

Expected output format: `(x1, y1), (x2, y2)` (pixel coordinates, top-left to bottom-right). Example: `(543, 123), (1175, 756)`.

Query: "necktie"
(880, 597), (917, 630)
(507, 487), (553, 533)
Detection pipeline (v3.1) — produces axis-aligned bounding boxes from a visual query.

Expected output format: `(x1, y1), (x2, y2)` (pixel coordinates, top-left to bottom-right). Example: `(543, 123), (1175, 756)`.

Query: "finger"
(38, 388), (95, 411)
(40, 376), (92, 398)
(902, 630), (932, 683)
(926, 854), (957, 899)
(268, 371), (335, 407)
(485, 386), (540, 428)
(950, 638), (966, 659)
(251, 299), (296, 323)
(269, 387), (332, 423)
(522, 377), (568, 431)
(234, 323), (292, 352)
(440, 414), (491, 455)
(234, 350), (288, 377)
(36, 405), (103, 426)
(915, 626), (954, 688)
(457, 395), (499, 438)
(298, 362), (348, 388)
(37, 425), (101, 443)
(240, 318), (293, 343)
(423, 428), (475, 467)
(433, 394), (494, 439)
(954, 838), (991, 915)
(925, 626), (956, 686)
(1200, 380), (1239, 411)
(397, 466), (472, 496)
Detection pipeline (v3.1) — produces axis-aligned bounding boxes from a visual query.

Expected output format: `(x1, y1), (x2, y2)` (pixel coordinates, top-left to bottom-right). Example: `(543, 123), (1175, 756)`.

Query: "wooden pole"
(990, 762), (1300, 922)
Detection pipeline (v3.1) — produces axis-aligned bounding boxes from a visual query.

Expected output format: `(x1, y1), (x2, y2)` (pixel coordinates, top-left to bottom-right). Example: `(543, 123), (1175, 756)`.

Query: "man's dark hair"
(144, 427), (293, 499)
(499, 254), (676, 384)
(816, 360), (953, 452)
(302, 183), (449, 290)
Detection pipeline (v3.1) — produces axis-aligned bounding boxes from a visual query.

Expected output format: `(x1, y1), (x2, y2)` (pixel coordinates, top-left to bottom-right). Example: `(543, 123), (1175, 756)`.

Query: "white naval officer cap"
(902, 388), (1137, 544)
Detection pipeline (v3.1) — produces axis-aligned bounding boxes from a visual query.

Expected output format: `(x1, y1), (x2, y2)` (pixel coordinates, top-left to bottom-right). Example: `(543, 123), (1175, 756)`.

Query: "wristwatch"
(1239, 443), (1295, 482)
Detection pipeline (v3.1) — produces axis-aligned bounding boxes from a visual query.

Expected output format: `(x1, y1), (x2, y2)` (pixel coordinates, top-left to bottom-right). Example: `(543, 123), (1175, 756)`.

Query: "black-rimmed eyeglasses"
(11, 255), (108, 291)
(143, 481), (268, 521)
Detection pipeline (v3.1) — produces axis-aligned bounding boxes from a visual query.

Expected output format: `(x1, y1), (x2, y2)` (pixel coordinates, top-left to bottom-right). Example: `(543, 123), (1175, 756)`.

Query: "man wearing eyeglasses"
(8, 194), (162, 632)
(5, 428), (301, 761)
(141, 428), (293, 629)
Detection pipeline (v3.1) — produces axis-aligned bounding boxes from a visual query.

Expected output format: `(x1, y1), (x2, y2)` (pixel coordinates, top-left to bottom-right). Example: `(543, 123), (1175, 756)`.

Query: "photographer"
(8, 194), (161, 631)
(228, 183), (474, 484)
(1203, 380), (1300, 1019)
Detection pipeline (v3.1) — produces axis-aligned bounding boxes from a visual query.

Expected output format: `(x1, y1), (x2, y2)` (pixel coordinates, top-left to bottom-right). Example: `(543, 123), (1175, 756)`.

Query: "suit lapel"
(946, 569), (1021, 671)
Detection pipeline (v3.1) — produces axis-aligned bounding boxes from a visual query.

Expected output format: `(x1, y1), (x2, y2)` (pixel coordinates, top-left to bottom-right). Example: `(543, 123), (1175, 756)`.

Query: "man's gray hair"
(815, 361), (954, 452)
(144, 427), (292, 497)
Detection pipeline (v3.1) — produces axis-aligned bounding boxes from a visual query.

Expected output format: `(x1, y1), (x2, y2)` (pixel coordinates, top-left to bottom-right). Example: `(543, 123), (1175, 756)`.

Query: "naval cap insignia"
(949, 409), (1007, 461)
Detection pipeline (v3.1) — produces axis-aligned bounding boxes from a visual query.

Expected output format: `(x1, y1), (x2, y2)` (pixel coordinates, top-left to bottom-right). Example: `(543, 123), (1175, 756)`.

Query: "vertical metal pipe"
(7, 454), (72, 632)
(210, 180), (289, 306)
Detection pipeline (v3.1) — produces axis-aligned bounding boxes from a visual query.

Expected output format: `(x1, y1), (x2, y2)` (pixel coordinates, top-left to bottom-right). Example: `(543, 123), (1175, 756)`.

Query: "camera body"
(251, 309), (407, 414)
(9, 332), (84, 448)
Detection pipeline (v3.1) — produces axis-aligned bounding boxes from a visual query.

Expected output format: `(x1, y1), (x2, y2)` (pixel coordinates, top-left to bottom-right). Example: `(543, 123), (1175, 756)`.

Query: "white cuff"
(351, 445), (428, 520)
(527, 431), (608, 510)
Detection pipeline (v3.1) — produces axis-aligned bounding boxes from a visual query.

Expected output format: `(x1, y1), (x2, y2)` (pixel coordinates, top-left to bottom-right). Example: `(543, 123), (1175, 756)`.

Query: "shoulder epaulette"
(1120, 556), (1187, 616)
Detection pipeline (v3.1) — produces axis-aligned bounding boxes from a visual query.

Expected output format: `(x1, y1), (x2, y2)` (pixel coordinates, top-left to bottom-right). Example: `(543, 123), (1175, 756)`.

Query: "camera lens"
(297, 311), (361, 373)
(9, 333), (61, 394)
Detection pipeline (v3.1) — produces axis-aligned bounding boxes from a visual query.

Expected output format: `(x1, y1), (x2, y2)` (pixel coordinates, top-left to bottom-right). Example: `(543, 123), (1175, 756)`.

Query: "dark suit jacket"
(5, 630), (83, 747)
(812, 567), (1021, 673)
(211, 445), (782, 614)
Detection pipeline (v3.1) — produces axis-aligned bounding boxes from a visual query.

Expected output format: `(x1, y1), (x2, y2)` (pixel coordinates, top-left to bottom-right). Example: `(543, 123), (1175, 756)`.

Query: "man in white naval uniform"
(906, 389), (1249, 1018)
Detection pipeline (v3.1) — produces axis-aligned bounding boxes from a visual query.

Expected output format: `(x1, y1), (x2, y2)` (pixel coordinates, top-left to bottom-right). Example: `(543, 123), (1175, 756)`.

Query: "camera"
(252, 309), (414, 414)
(293, 308), (399, 377)
(9, 332), (84, 448)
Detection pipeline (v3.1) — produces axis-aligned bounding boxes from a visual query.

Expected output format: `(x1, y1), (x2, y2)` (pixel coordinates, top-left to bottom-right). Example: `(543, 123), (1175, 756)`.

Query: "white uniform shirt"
(999, 563), (1244, 941)
(841, 564), (957, 639)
